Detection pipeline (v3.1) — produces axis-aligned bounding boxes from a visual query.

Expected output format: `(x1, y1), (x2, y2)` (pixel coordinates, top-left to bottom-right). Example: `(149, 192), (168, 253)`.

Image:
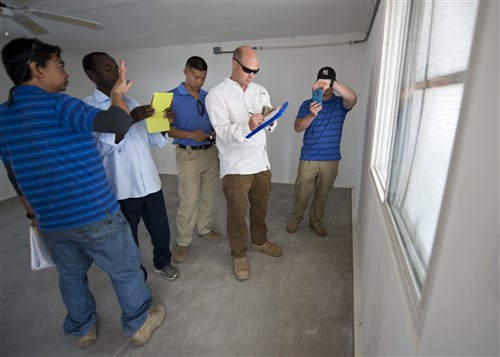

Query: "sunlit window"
(371, 0), (479, 297)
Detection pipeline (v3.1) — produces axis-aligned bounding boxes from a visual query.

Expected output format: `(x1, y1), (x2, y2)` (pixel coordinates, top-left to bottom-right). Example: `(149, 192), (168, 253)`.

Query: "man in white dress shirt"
(206, 45), (283, 281)
(82, 52), (178, 281)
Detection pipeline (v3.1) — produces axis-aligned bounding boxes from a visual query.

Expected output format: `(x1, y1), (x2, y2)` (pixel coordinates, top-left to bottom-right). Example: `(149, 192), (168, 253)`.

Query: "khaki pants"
(175, 145), (219, 246)
(290, 160), (339, 226)
(222, 170), (271, 258)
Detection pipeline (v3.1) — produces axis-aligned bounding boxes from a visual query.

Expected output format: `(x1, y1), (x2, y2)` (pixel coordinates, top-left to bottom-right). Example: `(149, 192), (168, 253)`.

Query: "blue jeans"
(43, 210), (152, 337)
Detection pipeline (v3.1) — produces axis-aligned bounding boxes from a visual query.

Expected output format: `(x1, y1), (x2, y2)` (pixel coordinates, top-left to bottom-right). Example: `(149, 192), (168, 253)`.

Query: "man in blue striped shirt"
(286, 67), (357, 237)
(0, 38), (164, 348)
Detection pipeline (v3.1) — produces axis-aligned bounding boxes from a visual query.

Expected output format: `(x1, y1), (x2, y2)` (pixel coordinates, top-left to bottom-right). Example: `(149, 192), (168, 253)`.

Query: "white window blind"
(386, 0), (479, 294)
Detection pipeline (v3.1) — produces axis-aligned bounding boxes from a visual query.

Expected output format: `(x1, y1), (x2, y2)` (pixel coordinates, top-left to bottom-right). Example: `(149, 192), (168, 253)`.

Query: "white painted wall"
(357, 1), (499, 355)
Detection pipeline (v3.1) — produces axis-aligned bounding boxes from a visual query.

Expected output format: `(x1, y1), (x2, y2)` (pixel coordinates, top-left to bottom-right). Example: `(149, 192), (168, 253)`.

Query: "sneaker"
(200, 230), (221, 242)
(251, 241), (283, 257)
(130, 304), (166, 347)
(154, 264), (179, 280)
(76, 319), (98, 348)
(286, 220), (300, 233)
(233, 256), (249, 280)
(309, 223), (327, 237)
(173, 244), (188, 263)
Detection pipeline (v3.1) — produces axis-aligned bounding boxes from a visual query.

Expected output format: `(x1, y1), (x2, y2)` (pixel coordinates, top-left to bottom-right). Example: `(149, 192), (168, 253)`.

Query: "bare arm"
(294, 101), (322, 133)
(333, 81), (357, 110)
(168, 127), (209, 142)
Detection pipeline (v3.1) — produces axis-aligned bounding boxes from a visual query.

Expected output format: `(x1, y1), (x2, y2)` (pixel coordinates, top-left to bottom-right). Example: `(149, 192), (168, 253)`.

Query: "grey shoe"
(154, 264), (179, 280)
(130, 304), (165, 347)
(200, 230), (221, 242)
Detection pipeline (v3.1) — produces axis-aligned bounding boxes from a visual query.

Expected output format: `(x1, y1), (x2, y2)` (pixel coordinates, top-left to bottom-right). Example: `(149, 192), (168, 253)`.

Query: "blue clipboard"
(246, 102), (289, 139)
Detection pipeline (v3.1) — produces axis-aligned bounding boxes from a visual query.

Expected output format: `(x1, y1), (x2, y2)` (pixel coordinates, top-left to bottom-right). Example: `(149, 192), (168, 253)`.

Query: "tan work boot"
(76, 319), (98, 348)
(173, 244), (188, 263)
(233, 256), (249, 280)
(286, 220), (300, 233)
(251, 241), (283, 257)
(309, 223), (327, 237)
(199, 230), (221, 242)
(130, 304), (166, 347)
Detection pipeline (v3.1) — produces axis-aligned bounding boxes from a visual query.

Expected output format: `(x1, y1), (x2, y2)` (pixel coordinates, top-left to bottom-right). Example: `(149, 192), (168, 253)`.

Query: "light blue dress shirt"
(83, 89), (168, 200)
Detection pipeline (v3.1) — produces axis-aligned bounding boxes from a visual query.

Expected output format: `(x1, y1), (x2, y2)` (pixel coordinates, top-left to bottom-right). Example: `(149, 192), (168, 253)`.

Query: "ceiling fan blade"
(12, 12), (48, 34)
(29, 9), (103, 31)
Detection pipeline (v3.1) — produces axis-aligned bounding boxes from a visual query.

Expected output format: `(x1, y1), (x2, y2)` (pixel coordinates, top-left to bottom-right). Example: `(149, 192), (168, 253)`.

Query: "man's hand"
(191, 129), (209, 142)
(164, 108), (175, 124)
(110, 60), (134, 114)
(309, 101), (322, 118)
(112, 60), (134, 96)
(130, 105), (155, 123)
(249, 113), (264, 131)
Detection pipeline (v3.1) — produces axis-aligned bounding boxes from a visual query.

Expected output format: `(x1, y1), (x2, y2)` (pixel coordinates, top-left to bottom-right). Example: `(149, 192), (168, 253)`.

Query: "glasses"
(196, 100), (205, 116)
(26, 40), (43, 64)
(233, 58), (259, 75)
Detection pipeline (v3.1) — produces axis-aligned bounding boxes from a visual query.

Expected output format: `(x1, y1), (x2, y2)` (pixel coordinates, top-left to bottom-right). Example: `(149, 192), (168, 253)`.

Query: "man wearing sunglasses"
(168, 56), (220, 263)
(206, 45), (283, 281)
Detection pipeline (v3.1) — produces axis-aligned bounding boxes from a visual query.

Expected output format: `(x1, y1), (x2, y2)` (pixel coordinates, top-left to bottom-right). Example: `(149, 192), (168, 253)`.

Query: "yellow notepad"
(146, 92), (173, 133)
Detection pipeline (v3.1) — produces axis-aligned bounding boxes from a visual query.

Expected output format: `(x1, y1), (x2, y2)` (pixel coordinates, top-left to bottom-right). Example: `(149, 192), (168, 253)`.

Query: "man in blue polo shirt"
(286, 66), (357, 237)
(168, 56), (220, 263)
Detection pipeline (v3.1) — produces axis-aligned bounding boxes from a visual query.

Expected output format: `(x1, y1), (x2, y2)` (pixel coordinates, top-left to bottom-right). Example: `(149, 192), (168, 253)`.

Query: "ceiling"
(0, 0), (376, 53)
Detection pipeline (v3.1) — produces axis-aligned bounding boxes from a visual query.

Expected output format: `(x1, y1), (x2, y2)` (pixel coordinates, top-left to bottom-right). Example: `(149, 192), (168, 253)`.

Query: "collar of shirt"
(91, 88), (139, 111)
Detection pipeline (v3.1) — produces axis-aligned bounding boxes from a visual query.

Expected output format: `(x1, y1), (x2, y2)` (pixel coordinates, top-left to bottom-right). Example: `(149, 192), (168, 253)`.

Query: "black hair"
(185, 56), (207, 71)
(1, 37), (61, 106)
(2, 37), (61, 86)
(82, 51), (109, 72)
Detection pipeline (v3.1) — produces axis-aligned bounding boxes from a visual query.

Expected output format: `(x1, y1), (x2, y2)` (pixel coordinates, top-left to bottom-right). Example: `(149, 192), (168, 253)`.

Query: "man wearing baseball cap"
(286, 66), (357, 237)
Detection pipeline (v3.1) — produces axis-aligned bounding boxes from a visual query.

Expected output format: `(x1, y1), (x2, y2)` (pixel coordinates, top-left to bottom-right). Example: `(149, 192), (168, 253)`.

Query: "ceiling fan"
(0, 1), (103, 35)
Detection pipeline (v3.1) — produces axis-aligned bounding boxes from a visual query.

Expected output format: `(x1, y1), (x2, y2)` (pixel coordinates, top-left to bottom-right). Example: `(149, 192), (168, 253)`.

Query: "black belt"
(178, 143), (213, 150)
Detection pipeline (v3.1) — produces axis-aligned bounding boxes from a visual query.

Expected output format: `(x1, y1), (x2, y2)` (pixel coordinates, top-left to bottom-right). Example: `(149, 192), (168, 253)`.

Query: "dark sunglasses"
(196, 100), (205, 116)
(233, 58), (259, 75)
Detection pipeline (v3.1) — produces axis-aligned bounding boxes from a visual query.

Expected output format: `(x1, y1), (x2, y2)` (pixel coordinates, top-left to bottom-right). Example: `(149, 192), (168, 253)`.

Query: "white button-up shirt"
(83, 89), (167, 200)
(206, 78), (276, 177)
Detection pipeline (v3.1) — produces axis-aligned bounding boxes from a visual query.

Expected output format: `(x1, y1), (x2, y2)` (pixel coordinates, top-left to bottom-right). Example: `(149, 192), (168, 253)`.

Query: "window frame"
(370, 0), (479, 312)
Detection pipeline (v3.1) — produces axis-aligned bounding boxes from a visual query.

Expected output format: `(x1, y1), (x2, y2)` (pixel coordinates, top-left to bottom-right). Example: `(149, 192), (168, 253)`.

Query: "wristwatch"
(26, 212), (35, 220)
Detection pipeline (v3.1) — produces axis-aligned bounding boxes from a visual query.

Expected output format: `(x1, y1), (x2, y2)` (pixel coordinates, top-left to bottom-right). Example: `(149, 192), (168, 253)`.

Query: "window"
(371, 0), (479, 298)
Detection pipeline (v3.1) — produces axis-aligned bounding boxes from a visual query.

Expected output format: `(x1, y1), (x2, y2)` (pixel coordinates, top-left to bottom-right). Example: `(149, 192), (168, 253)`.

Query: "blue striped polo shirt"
(296, 94), (350, 161)
(0, 85), (120, 231)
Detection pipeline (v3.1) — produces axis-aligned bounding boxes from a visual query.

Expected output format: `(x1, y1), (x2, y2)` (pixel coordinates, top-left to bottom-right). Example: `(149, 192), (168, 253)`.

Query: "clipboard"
(246, 101), (289, 139)
(146, 92), (173, 133)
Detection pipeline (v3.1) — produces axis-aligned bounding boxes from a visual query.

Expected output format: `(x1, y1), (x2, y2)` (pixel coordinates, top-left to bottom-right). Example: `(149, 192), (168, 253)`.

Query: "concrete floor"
(0, 174), (353, 356)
